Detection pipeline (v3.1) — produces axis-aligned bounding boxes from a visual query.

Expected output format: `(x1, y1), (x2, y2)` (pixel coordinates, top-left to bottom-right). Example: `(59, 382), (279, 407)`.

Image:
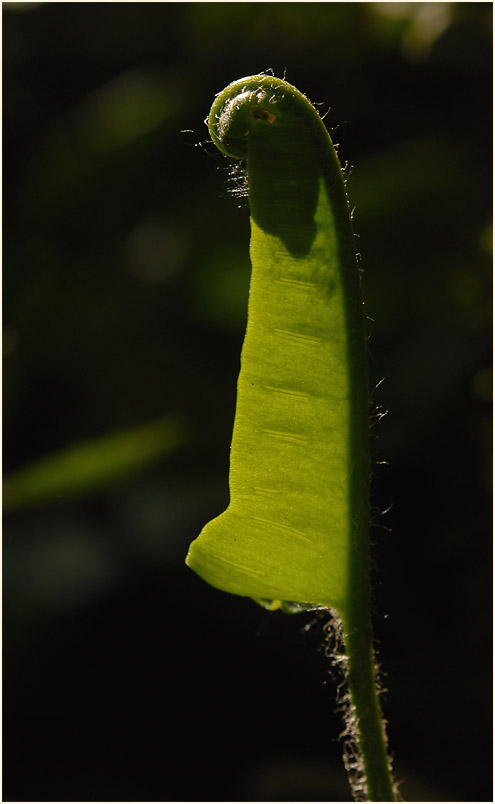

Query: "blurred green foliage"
(3, 3), (492, 802)
(3, 415), (186, 509)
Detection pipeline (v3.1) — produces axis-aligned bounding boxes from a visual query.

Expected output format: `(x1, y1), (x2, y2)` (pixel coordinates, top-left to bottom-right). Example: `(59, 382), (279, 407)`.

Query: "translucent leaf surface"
(186, 76), (369, 617)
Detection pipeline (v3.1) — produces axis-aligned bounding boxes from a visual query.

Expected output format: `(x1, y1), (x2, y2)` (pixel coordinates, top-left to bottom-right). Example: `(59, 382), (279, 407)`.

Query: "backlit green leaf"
(186, 76), (369, 619)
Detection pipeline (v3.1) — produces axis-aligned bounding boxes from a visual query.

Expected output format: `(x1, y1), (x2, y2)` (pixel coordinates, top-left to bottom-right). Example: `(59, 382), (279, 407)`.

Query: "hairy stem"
(342, 589), (396, 800)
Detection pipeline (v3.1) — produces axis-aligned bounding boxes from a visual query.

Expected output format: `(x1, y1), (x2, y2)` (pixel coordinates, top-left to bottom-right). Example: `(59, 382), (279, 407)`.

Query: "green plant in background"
(186, 75), (397, 801)
(3, 416), (186, 511)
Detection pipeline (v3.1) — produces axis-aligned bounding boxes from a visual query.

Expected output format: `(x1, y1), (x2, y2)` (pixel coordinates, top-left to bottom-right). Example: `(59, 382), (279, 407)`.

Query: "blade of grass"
(4, 416), (186, 510)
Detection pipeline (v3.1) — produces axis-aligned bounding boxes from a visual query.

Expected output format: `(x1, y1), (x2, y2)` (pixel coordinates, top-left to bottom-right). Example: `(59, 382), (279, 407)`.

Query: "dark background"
(3, 3), (492, 802)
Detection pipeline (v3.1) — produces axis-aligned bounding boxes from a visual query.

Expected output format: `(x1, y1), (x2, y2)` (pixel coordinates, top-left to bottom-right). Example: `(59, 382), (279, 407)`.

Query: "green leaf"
(185, 75), (397, 801)
(186, 76), (369, 619)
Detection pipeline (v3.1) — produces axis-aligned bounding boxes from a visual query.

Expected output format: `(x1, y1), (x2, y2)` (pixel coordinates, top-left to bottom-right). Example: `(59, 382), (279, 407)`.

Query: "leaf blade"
(187, 179), (355, 612)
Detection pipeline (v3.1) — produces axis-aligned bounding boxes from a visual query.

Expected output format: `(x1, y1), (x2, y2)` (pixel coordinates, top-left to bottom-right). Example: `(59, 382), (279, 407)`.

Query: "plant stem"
(320, 79), (397, 802)
(342, 600), (396, 800)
